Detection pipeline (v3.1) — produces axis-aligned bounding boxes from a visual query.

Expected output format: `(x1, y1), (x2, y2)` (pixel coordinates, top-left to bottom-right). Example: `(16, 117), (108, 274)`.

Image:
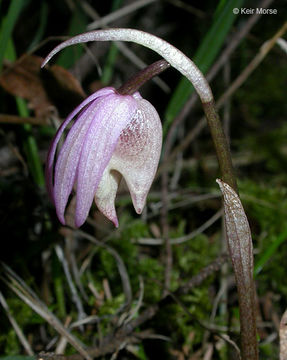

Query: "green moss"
(239, 180), (287, 297)
(0, 329), (20, 356)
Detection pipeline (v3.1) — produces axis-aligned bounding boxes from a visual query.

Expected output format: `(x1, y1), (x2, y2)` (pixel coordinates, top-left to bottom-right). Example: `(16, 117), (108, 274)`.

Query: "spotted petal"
(95, 96), (162, 222)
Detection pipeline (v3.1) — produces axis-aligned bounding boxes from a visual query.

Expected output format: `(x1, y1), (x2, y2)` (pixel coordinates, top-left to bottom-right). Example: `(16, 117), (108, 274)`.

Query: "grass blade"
(0, 0), (27, 72)
(4, 35), (45, 187)
(254, 228), (287, 276)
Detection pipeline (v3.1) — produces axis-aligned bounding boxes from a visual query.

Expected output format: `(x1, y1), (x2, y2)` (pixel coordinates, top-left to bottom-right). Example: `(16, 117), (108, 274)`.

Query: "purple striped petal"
(75, 95), (138, 227)
(54, 95), (113, 224)
(45, 87), (115, 202)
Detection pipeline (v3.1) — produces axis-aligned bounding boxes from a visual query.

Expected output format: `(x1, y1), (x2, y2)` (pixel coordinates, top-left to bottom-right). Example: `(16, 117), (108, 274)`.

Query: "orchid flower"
(46, 86), (162, 228)
(43, 28), (236, 228)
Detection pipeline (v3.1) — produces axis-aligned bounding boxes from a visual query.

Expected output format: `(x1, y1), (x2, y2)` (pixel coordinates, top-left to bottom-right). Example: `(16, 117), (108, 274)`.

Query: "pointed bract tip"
(131, 192), (146, 215)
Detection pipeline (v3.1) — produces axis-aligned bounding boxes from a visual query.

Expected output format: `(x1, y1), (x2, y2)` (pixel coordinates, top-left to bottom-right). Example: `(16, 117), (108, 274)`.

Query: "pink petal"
(54, 95), (112, 224)
(109, 98), (162, 215)
(75, 95), (138, 227)
(45, 87), (115, 202)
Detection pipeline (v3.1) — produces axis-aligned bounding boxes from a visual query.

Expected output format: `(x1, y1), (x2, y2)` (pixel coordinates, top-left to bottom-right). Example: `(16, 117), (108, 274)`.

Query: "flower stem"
(117, 59), (170, 95)
(202, 100), (237, 192)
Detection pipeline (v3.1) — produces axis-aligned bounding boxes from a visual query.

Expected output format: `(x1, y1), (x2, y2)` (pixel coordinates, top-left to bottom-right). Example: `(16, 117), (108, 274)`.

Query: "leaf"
(0, 55), (52, 117)
(216, 179), (258, 359)
(216, 179), (253, 287)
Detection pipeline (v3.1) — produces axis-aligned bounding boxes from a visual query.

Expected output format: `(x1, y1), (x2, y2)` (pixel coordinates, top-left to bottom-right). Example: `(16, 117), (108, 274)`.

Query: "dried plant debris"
(0, 55), (86, 118)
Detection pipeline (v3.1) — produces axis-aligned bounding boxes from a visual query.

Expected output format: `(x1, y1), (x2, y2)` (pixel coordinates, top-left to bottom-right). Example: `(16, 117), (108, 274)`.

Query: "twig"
(166, 19), (286, 165)
(216, 21), (287, 109)
(220, 334), (242, 359)
(137, 208), (222, 245)
(161, 168), (172, 296)
(176, 254), (228, 296)
(206, 0), (274, 82)
(162, 0), (275, 165)
(77, 1), (170, 92)
(55, 245), (86, 325)
(148, 191), (220, 215)
(277, 38), (287, 54)
(103, 278), (113, 300)
(170, 124), (184, 190)
(87, 0), (157, 30)
(75, 230), (133, 308)
(34, 255), (227, 360)
(56, 316), (72, 354)
(223, 60), (231, 142)
(164, 275), (242, 357)
(164, 0), (205, 18)
(2, 264), (92, 360)
(0, 113), (47, 126)
(120, 276), (144, 326)
(65, 237), (89, 303)
(160, 87), (173, 292)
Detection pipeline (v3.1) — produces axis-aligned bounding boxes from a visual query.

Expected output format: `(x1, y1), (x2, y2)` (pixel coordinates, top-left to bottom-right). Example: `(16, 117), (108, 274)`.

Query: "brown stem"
(202, 101), (238, 192)
(117, 59), (170, 95)
(237, 277), (258, 359)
